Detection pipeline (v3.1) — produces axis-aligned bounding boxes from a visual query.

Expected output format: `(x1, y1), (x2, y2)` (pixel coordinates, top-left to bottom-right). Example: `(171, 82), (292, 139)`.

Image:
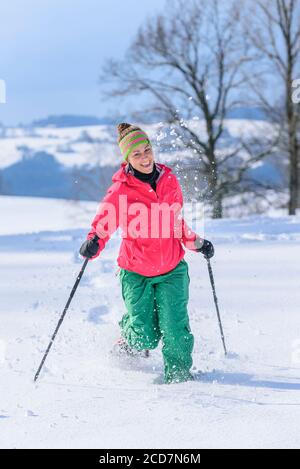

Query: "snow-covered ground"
(0, 195), (300, 449)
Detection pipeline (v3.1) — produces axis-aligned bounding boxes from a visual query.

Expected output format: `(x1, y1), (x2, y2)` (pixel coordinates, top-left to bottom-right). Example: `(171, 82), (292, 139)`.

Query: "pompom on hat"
(117, 123), (151, 160)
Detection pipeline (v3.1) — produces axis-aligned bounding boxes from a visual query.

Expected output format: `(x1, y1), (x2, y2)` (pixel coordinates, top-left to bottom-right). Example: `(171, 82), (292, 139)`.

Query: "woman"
(80, 123), (214, 384)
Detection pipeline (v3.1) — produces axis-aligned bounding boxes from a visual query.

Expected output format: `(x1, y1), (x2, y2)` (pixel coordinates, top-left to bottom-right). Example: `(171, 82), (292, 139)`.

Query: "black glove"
(194, 237), (214, 259)
(79, 235), (100, 259)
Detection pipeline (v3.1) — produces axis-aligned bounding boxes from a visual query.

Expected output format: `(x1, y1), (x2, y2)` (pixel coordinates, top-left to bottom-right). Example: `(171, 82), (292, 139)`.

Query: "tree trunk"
(286, 58), (299, 215)
(208, 160), (223, 219)
(288, 134), (299, 215)
(212, 193), (223, 219)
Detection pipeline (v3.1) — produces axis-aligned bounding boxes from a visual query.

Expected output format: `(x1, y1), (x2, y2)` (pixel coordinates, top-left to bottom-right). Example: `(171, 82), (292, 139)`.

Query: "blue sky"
(0, 0), (164, 125)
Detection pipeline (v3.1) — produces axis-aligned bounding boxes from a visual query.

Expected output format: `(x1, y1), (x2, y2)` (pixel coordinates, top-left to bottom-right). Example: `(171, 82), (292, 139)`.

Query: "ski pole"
(33, 235), (99, 382)
(206, 257), (227, 356)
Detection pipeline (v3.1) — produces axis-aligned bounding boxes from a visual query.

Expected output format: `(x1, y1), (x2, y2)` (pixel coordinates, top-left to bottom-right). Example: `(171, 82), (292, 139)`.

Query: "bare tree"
(99, 0), (276, 218)
(245, 0), (300, 215)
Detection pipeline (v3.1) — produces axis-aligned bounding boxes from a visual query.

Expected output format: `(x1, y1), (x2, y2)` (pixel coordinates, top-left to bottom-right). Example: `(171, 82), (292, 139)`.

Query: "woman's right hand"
(79, 236), (100, 259)
(194, 237), (215, 259)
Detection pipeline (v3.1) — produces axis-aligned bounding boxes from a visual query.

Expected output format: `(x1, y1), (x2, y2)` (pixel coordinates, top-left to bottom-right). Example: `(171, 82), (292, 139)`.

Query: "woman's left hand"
(194, 237), (215, 259)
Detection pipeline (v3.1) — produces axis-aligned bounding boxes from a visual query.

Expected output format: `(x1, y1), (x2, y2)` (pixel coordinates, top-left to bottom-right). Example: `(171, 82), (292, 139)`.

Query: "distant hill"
(227, 107), (268, 121)
(0, 151), (116, 201)
(31, 115), (117, 128)
(28, 108), (268, 129)
(0, 117), (284, 205)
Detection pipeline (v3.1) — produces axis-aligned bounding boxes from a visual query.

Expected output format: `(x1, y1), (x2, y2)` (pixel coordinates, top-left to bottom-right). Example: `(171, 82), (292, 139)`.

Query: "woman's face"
(127, 143), (154, 173)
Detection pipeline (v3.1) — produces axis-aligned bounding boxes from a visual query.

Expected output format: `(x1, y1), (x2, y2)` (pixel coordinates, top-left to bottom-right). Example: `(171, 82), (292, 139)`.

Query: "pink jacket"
(87, 162), (199, 276)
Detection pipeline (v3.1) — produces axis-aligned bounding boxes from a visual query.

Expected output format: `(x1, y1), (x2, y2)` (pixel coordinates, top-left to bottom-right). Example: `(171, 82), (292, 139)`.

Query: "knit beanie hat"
(117, 123), (151, 160)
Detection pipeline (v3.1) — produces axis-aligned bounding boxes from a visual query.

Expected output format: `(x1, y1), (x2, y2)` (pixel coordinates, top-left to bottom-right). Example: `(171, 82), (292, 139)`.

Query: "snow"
(0, 195), (300, 449)
(0, 195), (97, 235)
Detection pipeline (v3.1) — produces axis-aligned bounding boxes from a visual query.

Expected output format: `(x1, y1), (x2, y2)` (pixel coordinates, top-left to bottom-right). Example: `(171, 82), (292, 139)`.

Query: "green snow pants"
(119, 258), (194, 383)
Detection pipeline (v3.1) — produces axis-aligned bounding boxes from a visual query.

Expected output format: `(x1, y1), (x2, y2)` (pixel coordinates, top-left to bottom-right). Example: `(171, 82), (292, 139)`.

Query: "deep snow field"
(0, 195), (300, 449)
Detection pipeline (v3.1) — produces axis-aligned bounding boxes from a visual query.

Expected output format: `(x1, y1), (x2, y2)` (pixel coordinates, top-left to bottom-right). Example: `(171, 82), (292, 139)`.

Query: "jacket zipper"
(142, 169), (165, 272)
(156, 170), (164, 270)
(130, 167), (166, 273)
